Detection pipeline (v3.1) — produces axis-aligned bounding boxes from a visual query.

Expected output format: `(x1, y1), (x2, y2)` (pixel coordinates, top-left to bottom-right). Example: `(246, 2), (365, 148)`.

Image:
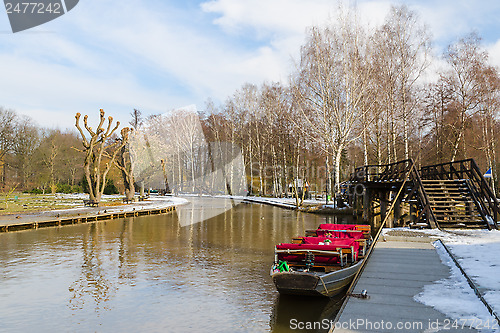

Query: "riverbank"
(0, 193), (125, 215)
(0, 195), (189, 232)
(242, 196), (354, 214)
(0, 193), (350, 232)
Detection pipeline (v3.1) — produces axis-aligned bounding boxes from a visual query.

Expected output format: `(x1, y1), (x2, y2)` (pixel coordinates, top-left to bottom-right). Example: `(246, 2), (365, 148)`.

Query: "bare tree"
(423, 81), (453, 163)
(372, 5), (431, 162)
(13, 117), (39, 188)
(110, 131), (134, 202)
(34, 130), (84, 192)
(293, 11), (374, 193)
(477, 66), (500, 195)
(130, 109), (143, 130)
(75, 109), (130, 204)
(0, 107), (16, 188)
(44, 139), (58, 194)
(443, 33), (488, 161)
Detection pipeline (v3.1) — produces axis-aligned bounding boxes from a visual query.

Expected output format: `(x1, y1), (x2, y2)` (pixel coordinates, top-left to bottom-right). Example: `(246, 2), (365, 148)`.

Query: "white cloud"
(201, 0), (335, 35)
(1, 0), (280, 128)
(199, 0), (395, 84)
(1, 0), (500, 131)
(0, 52), (178, 127)
(487, 39), (500, 70)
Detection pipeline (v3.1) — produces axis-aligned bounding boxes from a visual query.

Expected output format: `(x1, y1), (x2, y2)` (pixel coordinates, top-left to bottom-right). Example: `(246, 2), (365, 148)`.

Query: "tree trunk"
(119, 145), (135, 201)
(271, 145), (278, 197)
(375, 115), (382, 165)
(403, 106), (409, 160)
(362, 111), (368, 166)
(451, 130), (463, 162)
(334, 145), (343, 194)
(386, 108), (391, 164)
(490, 117), (497, 197)
(248, 143), (253, 195)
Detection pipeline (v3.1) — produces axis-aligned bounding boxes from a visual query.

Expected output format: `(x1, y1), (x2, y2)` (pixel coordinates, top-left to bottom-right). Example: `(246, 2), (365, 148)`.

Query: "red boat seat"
(278, 239), (359, 251)
(276, 239), (359, 265)
(277, 251), (340, 265)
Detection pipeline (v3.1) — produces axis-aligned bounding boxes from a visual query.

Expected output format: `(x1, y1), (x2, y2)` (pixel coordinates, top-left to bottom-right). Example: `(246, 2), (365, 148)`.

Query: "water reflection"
(271, 294), (345, 333)
(176, 197), (243, 226)
(0, 198), (355, 332)
(69, 223), (117, 311)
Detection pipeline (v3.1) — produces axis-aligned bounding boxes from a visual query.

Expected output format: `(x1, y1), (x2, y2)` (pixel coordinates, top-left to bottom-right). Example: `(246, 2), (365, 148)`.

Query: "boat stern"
(271, 271), (322, 296)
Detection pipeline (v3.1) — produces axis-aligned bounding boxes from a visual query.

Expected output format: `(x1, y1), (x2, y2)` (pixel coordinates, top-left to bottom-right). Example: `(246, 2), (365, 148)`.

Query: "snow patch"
(387, 227), (500, 320)
(414, 240), (497, 332)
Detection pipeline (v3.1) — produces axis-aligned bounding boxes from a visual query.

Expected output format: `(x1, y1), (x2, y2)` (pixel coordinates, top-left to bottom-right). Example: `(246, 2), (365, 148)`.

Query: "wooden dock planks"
(0, 205), (177, 233)
(332, 237), (478, 332)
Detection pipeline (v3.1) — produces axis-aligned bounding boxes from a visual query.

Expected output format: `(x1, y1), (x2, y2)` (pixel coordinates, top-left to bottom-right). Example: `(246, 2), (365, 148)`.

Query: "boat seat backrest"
(318, 224), (371, 233)
(277, 239), (359, 252)
(315, 230), (364, 239)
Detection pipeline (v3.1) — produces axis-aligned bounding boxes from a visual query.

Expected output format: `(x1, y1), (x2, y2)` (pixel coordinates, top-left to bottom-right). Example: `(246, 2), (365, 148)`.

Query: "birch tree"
(477, 66), (500, 195)
(388, 6), (430, 160)
(372, 5), (431, 162)
(443, 33), (488, 161)
(293, 11), (374, 192)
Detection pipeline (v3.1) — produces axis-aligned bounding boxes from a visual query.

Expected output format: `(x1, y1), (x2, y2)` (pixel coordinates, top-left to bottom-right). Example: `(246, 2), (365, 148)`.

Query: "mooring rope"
(318, 275), (329, 295)
(329, 163), (414, 333)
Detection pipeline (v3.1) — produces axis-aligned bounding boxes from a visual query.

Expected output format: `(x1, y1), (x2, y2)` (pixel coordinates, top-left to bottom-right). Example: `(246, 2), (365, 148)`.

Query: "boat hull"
(271, 260), (363, 297)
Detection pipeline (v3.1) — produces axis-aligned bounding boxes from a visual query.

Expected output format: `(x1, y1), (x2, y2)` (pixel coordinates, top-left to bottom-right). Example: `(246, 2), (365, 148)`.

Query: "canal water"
(0, 198), (353, 332)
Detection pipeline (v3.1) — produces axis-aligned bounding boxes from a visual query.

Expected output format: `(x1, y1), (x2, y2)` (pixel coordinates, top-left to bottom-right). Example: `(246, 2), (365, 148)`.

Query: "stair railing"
(408, 161), (438, 229)
(464, 179), (491, 229)
(351, 159), (413, 183)
(350, 159), (438, 228)
(421, 159), (498, 227)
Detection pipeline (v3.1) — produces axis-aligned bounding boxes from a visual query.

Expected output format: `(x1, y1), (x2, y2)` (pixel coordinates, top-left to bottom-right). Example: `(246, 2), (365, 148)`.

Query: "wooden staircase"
(421, 179), (485, 228)
(348, 158), (498, 229)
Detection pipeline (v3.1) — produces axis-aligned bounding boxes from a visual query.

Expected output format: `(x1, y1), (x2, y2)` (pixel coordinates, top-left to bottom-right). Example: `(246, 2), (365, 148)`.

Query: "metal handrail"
(409, 161), (438, 229)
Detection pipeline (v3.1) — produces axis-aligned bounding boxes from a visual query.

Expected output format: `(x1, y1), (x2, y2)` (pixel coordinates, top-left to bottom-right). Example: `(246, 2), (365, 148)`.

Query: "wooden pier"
(330, 159), (500, 332)
(347, 158), (499, 230)
(0, 205), (177, 233)
(331, 234), (477, 333)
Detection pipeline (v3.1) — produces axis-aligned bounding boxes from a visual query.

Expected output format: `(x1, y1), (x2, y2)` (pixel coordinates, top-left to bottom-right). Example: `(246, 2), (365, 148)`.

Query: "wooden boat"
(270, 224), (371, 297)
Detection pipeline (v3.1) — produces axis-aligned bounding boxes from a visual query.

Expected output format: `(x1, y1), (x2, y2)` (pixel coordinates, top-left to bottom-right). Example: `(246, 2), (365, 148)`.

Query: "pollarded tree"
(75, 109), (130, 204)
(109, 131), (134, 202)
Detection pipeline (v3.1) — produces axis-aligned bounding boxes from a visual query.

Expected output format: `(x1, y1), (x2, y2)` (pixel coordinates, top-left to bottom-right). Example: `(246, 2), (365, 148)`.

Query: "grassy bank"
(0, 193), (124, 215)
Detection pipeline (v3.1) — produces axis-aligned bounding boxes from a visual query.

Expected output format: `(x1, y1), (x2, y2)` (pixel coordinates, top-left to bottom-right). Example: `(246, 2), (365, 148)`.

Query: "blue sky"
(1, 0), (500, 130)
